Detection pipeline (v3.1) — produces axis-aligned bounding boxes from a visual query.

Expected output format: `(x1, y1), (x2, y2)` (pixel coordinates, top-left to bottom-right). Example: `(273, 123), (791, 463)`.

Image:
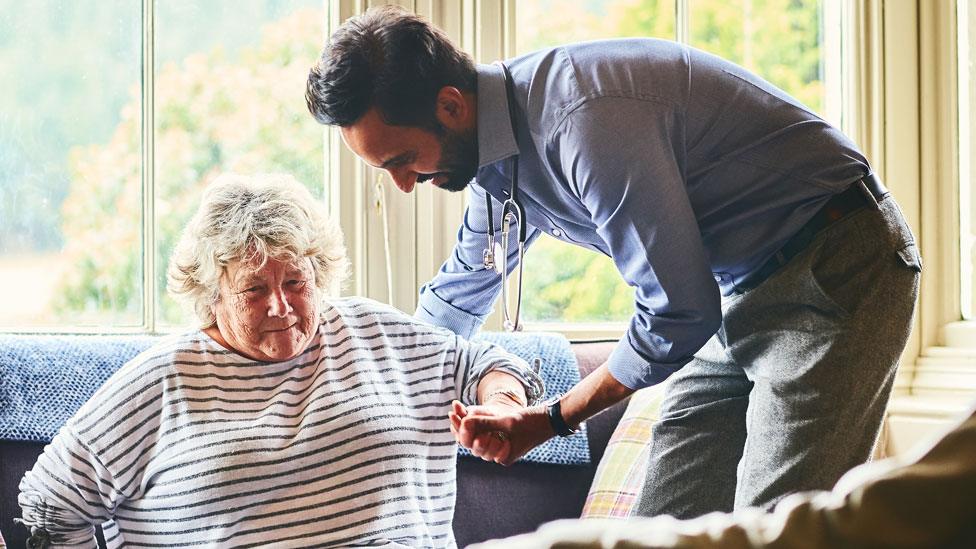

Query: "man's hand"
(450, 362), (634, 466)
(449, 400), (554, 466)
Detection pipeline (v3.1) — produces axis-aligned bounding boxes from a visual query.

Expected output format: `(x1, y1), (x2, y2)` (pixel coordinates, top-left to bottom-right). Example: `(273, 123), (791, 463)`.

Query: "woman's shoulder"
(80, 332), (218, 408)
(67, 331), (215, 440)
(115, 330), (218, 378)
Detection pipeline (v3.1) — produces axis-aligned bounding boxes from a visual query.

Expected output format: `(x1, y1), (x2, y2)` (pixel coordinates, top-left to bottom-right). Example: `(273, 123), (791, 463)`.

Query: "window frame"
(142, 0), (157, 332)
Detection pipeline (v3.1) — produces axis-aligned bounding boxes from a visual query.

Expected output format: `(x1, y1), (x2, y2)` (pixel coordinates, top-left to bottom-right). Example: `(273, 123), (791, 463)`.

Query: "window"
(0, 0), (327, 332)
(515, 0), (837, 324)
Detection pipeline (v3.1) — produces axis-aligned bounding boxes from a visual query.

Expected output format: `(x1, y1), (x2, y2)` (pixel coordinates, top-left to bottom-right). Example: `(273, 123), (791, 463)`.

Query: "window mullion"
(142, 0), (156, 332)
(675, 0), (689, 43)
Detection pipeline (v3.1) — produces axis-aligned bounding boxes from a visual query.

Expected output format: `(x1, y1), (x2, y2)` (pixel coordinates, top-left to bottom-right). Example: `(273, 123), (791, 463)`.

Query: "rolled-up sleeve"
(550, 97), (722, 389)
(18, 426), (120, 548)
(416, 183), (541, 337)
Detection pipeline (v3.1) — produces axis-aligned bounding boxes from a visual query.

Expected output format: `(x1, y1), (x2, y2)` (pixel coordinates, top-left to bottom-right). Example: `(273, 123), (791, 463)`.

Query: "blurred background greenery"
(0, 0), (824, 329)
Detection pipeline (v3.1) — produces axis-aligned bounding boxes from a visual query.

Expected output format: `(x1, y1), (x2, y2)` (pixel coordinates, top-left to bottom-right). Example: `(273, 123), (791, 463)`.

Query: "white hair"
(167, 173), (349, 327)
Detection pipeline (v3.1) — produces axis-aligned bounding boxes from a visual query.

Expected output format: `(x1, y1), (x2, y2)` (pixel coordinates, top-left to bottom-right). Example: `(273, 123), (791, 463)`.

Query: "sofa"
(0, 338), (624, 548)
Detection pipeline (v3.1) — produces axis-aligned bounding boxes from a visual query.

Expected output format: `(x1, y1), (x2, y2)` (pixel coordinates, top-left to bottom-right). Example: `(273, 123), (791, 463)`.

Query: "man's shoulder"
(325, 296), (452, 335)
(513, 38), (690, 135)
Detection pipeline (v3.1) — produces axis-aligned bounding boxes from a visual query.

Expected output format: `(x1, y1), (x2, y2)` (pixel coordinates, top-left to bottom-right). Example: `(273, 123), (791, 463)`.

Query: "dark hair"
(306, 5), (477, 128)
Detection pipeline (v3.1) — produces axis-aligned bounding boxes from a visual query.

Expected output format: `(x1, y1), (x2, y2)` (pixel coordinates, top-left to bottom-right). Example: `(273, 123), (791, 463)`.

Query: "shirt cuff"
(414, 285), (486, 339)
(606, 339), (687, 390)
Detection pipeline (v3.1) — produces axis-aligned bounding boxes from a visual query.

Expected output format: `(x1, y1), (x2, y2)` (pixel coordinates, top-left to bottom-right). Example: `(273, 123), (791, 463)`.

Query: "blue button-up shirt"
(415, 38), (870, 390)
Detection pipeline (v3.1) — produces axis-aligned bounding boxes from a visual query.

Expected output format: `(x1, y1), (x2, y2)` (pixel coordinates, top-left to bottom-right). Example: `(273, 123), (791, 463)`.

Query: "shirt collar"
(477, 63), (519, 168)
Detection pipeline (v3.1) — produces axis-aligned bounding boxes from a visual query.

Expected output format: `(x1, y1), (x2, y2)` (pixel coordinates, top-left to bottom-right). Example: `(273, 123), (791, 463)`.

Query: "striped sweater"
(18, 297), (543, 548)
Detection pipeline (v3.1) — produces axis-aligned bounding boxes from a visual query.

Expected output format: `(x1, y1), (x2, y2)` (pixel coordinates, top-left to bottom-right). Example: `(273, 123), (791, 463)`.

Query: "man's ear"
(434, 86), (471, 130)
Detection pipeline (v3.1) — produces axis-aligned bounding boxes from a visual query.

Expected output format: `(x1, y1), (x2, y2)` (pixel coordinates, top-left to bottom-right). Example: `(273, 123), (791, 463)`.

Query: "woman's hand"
(449, 399), (554, 466)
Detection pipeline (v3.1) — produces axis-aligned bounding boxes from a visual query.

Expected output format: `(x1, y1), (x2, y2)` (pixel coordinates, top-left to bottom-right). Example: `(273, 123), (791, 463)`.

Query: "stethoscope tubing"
(483, 62), (526, 332)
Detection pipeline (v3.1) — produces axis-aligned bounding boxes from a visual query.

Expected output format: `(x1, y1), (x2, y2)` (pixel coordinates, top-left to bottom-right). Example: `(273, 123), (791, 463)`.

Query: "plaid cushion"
(581, 385), (665, 518)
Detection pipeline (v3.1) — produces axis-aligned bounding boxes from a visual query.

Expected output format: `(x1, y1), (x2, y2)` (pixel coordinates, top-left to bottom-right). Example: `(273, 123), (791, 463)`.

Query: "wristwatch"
(545, 396), (579, 437)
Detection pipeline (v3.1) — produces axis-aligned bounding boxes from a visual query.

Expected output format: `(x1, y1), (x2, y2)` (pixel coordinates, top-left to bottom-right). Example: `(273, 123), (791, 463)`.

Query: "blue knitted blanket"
(468, 331), (589, 466)
(0, 331), (587, 465)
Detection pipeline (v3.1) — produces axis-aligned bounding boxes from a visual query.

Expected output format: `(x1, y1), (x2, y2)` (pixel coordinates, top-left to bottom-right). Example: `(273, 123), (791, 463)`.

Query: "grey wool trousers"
(636, 195), (922, 519)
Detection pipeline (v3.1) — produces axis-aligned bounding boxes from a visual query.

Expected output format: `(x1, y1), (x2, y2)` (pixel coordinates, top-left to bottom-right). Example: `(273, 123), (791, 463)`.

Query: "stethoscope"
(482, 62), (527, 332)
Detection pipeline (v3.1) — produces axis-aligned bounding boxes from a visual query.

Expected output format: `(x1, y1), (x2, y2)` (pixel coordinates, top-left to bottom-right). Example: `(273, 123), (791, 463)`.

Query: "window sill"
(885, 391), (973, 456)
(884, 321), (976, 455)
(941, 320), (976, 348)
(522, 321), (626, 343)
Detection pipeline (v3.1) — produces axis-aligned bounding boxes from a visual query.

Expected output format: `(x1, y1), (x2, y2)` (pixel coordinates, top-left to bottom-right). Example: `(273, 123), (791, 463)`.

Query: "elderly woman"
(18, 173), (543, 548)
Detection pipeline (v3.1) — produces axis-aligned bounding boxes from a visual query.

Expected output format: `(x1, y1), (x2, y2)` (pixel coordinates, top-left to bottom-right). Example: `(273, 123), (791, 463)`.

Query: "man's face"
(341, 107), (478, 194)
(209, 256), (320, 362)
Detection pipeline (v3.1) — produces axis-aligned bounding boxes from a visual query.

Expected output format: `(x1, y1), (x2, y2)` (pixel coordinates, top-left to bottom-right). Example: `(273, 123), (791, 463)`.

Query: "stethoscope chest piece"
(492, 242), (505, 274)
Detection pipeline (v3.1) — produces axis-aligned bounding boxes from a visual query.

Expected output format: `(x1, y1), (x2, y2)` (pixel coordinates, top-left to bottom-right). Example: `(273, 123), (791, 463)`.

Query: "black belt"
(735, 173), (890, 292)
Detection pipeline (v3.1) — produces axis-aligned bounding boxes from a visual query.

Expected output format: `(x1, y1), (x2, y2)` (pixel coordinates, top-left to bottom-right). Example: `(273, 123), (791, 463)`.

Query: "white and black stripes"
(19, 297), (543, 548)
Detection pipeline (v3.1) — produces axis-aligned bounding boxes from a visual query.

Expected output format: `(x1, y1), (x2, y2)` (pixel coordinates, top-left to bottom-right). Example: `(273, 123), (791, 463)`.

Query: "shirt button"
(551, 228), (563, 237)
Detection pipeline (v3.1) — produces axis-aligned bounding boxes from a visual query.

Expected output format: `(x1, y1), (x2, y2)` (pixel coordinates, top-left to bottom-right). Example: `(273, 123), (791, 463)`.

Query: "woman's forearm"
(18, 430), (115, 548)
(478, 370), (529, 406)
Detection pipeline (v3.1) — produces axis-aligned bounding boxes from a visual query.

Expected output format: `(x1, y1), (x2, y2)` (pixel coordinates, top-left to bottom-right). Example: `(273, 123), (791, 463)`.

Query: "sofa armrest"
(0, 440), (41, 548)
(1, 441), (114, 549)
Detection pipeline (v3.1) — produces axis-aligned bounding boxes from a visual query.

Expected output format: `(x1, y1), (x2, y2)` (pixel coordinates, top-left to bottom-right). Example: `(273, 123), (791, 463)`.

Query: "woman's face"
(209, 255), (320, 362)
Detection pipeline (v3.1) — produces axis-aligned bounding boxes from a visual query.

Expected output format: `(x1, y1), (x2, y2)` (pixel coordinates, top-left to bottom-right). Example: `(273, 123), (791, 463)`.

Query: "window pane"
(152, 0), (327, 327)
(960, 0), (976, 319)
(515, 0), (675, 323)
(0, 1), (141, 329)
(689, 0), (826, 115)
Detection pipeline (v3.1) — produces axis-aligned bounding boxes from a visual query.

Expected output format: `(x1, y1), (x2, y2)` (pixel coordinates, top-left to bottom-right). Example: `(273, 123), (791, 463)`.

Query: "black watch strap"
(546, 397), (578, 437)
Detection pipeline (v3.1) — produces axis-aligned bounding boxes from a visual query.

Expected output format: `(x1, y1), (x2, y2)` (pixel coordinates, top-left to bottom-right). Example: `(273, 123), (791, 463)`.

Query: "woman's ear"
(434, 86), (472, 130)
